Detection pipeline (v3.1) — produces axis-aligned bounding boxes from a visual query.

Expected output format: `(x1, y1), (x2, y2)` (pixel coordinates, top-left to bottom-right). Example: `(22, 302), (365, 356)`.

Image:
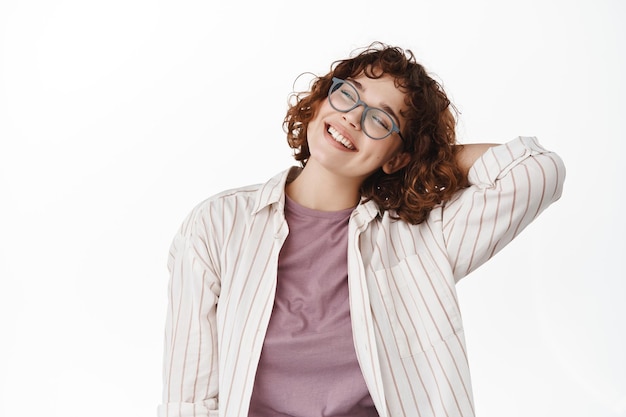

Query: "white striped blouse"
(158, 136), (566, 417)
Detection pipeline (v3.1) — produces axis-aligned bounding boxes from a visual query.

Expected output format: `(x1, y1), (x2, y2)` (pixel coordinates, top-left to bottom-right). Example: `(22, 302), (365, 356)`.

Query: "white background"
(1, 0), (624, 416)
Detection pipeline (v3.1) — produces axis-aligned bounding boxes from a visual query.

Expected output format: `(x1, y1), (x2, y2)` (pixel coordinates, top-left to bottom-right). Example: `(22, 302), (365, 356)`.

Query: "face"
(306, 73), (409, 183)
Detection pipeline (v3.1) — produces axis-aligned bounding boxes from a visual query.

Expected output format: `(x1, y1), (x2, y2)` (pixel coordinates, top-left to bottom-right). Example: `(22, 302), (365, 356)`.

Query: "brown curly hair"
(284, 42), (468, 225)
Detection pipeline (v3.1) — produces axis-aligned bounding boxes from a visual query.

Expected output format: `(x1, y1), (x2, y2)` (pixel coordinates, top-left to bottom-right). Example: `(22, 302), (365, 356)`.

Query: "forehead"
(349, 73), (407, 122)
(350, 74), (406, 110)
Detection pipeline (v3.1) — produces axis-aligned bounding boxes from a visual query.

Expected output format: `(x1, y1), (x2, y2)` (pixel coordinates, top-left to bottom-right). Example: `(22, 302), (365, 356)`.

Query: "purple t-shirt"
(248, 196), (378, 417)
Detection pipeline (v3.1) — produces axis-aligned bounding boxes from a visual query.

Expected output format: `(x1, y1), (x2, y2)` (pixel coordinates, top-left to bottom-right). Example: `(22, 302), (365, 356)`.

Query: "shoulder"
(179, 168), (294, 234)
(202, 182), (265, 207)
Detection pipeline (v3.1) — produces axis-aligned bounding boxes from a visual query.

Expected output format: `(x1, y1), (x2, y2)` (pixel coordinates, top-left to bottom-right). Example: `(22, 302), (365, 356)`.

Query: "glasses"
(327, 77), (404, 141)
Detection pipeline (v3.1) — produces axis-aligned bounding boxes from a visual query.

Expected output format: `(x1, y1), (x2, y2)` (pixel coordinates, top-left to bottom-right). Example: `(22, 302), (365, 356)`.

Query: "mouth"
(327, 125), (356, 150)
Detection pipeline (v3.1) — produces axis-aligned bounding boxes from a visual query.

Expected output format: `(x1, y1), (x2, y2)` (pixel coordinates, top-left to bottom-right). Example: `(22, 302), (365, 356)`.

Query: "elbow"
(521, 151), (566, 216)
(545, 151), (566, 204)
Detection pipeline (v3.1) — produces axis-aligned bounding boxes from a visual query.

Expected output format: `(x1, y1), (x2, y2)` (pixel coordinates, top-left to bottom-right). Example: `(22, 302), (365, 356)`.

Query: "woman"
(158, 43), (565, 417)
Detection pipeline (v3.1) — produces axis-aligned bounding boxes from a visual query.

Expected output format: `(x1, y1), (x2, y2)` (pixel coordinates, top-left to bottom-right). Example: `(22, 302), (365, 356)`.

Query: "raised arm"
(443, 136), (566, 281)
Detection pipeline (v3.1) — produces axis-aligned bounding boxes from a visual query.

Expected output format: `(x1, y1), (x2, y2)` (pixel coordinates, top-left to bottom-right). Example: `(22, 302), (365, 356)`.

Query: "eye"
(371, 113), (391, 130)
(339, 87), (357, 104)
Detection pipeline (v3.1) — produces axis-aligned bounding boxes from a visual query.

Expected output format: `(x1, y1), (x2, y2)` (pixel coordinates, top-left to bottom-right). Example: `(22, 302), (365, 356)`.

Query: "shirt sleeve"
(158, 205), (221, 417)
(442, 136), (566, 282)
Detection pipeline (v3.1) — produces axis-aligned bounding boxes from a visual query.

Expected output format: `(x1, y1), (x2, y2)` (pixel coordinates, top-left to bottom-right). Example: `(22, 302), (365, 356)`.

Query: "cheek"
(374, 142), (402, 160)
(306, 118), (323, 140)
(307, 103), (332, 134)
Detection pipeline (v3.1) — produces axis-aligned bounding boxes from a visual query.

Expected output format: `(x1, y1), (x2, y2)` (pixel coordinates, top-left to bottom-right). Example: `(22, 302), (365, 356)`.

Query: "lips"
(327, 125), (355, 150)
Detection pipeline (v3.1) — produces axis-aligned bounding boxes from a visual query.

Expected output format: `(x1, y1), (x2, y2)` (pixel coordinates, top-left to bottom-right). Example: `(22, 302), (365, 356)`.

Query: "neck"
(286, 161), (362, 211)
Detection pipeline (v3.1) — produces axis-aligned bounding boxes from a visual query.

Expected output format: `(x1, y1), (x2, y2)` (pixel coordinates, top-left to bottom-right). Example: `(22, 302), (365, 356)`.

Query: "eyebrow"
(349, 78), (402, 126)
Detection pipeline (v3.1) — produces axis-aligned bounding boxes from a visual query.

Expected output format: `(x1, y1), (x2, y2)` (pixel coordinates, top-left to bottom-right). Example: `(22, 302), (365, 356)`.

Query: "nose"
(342, 104), (365, 130)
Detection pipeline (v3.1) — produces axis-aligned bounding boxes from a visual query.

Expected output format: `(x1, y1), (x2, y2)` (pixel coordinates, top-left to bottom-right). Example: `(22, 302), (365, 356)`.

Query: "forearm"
(456, 143), (499, 177)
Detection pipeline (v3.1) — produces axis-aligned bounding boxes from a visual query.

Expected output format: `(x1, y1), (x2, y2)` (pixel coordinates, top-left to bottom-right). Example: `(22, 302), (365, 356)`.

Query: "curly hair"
(284, 42), (468, 225)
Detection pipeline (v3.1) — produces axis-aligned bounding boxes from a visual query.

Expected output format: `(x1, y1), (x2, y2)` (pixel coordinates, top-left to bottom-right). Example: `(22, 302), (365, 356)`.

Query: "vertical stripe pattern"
(158, 136), (565, 417)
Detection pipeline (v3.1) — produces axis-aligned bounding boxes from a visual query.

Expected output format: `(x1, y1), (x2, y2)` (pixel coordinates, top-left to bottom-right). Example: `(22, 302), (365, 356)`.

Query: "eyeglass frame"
(327, 77), (405, 141)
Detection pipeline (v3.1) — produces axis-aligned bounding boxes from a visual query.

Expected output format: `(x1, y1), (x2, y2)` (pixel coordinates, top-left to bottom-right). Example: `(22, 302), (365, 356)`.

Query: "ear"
(382, 152), (411, 174)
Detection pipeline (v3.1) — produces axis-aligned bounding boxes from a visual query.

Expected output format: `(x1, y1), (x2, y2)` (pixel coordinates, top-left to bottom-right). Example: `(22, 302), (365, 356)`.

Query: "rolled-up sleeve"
(158, 206), (221, 417)
(442, 136), (566, 281)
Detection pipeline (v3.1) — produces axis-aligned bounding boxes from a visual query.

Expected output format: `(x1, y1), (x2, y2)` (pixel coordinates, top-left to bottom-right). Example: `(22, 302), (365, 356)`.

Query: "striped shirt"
(158, 136), (566, 417)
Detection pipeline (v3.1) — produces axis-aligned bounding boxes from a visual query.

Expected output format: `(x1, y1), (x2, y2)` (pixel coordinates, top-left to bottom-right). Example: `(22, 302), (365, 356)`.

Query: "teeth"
(328, 126), (355, 150)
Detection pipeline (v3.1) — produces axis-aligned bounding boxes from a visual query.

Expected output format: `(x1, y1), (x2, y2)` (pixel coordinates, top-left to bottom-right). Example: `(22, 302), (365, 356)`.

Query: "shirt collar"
(251, 167), (300, 215)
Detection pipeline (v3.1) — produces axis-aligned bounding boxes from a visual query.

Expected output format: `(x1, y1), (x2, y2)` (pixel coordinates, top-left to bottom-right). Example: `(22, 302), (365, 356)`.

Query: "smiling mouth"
(327, 125), (355, 150)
